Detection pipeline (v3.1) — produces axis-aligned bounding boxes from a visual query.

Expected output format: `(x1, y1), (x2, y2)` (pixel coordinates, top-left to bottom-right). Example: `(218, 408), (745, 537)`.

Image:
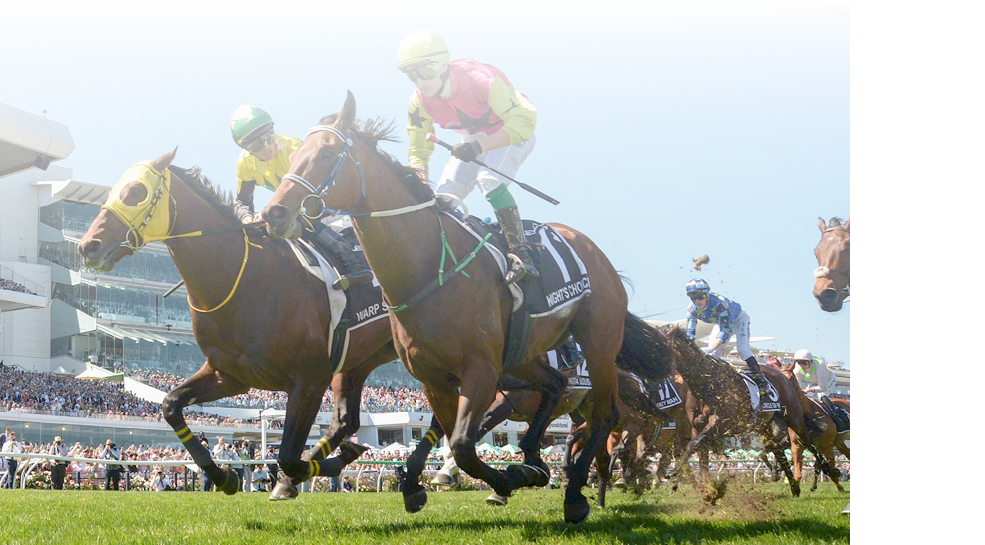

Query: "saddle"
(287, 229), (387, 375)
(443, 212), (592, 373)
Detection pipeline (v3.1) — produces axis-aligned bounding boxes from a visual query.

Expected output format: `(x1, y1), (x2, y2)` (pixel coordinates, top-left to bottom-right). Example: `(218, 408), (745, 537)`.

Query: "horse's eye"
(121, 182), (149, 206)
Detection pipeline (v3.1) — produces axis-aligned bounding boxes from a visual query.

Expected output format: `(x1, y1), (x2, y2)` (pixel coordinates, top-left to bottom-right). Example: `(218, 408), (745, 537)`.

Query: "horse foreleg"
(565, 392), (619, 525)
(772, 445), (800, 497)
(791, 432), (806, 483)
(273, 366), (372, 498)
(274, 380), (335, 497)
(162, 362), (248, 496)
(400, 416), (443, 513)
(440, 367), (514, 499)
(670, 414), (718, 479)
(509, 362), (565, 488)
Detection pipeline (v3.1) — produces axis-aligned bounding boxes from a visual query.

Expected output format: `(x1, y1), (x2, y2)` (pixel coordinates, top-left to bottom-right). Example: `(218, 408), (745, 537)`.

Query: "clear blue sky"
(4, 1), (849, 365)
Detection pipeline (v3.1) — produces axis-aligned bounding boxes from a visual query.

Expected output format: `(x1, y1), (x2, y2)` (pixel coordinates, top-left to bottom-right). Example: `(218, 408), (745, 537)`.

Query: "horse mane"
(319, 114), (435, 204)
(664, 325), (746, 392)
(168, 165), (240, 225)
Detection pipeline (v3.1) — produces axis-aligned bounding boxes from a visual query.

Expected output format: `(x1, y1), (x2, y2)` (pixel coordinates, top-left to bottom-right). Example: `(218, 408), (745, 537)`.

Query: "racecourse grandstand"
(2, 101), (849, 458)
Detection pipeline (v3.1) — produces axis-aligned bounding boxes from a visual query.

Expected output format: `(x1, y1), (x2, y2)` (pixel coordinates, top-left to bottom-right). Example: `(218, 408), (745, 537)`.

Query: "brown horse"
(397, 360), (593, 511)
(662, 326), (807, 498)
(261, 92), (673, 523)
(790, 391), (850, 492)
(814, 217), (850, 312)
(568, 370), (686, 507)
(77, 151), (397, 498)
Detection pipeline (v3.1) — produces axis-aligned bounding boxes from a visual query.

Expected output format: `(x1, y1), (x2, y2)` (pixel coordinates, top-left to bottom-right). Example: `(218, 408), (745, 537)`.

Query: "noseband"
(814, 226), (850, 296)
(281, 125), (366, 226)
(280, 124), (435, 225)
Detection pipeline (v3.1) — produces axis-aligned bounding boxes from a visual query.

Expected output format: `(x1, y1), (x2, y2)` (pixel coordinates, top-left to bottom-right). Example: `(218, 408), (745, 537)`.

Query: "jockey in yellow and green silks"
(230, 105), (372, 290)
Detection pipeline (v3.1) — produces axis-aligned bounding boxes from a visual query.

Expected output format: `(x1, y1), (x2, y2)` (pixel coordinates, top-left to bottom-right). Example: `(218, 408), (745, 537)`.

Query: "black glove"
(451, 141), (482, 162)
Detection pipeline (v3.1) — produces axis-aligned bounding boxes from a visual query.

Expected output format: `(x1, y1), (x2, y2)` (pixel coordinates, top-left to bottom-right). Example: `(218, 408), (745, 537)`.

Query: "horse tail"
(615, 312), (673, 382)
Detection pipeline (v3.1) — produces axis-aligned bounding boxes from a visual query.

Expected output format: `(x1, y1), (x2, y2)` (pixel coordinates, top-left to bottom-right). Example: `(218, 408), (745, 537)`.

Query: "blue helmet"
(685, 278), (710, 295)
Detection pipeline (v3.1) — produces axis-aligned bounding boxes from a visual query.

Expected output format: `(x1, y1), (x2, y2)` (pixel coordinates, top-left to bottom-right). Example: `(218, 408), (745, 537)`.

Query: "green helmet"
(396, 30), (451, 73)
(230, 105), (274, 147)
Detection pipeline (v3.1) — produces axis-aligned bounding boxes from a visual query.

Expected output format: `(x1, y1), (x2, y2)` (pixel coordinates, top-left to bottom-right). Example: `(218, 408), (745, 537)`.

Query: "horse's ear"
(843, 218), (850, 232)
(151, 147), (178, 172)
(818, 217), (826, 233)
(338, 91), (356, 131)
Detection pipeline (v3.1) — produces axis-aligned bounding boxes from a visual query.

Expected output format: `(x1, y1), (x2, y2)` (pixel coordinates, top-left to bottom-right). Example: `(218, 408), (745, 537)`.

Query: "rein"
(281, 125), (435, 225)
(104, 164), (264, 313)
(388, 211), (493, 313)
(282, 124), (485, 313)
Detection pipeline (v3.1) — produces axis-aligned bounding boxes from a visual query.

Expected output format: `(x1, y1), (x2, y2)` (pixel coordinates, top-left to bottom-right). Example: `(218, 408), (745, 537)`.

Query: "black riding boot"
(745, 357), (770, 392)
(495, 206), (539, 285)
(314, 227), (373, 291)
(821, 397), (849, 432)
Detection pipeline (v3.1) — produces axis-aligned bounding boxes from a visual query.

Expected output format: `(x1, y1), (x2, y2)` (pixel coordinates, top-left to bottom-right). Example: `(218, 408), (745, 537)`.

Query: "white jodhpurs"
(434, 133), (536, 203)
(708, 311), (753, 360)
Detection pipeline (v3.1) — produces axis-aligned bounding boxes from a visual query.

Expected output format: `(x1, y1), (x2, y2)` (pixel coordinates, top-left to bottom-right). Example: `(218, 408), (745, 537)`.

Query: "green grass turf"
(0, 481), (848, 545)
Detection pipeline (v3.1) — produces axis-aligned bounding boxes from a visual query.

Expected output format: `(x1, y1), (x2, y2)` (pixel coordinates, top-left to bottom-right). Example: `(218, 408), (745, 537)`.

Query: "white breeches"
(434, 133), (536, 201)
(708, 311), (753, 360)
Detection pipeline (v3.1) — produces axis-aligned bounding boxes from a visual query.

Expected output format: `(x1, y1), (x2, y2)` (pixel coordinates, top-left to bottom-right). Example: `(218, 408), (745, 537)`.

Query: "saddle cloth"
(285, 229), (387, 375)
(810, 398), (851, 434)
(448, 212), (592, 318)
(650, 377), (684, 411)
(738, 371), (781, 413)
(546, 346), (591, 390)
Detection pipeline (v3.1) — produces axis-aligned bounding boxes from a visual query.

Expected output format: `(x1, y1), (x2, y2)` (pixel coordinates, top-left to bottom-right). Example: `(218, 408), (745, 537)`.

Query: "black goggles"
(401, 60), (445, 82)
(243, 131), (274, 154)
(688, 293), (708, 301)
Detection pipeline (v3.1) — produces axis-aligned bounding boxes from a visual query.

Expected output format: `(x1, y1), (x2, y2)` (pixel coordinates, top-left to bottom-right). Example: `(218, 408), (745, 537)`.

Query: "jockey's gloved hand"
(452, 141), (482, 162)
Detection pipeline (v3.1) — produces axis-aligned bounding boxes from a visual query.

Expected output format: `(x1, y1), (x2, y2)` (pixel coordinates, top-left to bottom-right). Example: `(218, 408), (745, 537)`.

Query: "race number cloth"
(289, 231), (387, 375)
(449, 213), (592, 318)
(651, 377), (684, 411)
(546, 346), (591, 390)
(738, 371), (781, 412)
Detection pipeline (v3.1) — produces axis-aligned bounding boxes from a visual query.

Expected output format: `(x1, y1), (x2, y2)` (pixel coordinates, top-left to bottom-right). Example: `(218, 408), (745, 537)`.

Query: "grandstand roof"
(0, 102), (74, 177)
(96, 323), (196, 345)
(35, 178), (111, 206)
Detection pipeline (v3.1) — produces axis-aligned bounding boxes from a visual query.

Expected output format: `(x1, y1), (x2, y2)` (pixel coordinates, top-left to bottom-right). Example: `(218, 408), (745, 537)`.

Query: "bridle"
(814, 226), (850, 297)
(281, 125), (435, 229)
(101, 163), (261, 313)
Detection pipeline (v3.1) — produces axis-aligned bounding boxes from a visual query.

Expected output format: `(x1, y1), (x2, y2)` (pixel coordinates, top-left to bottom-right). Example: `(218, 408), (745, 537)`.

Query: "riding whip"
(426, 134), (560, 205)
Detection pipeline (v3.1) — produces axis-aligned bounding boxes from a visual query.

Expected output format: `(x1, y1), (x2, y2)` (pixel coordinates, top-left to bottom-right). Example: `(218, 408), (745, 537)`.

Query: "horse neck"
(164, 178), (256, 310)
(349, 163), (442, 305)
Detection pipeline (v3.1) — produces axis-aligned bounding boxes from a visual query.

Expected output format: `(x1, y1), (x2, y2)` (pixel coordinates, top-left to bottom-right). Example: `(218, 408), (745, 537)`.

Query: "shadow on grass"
(250, 500), (849, 545)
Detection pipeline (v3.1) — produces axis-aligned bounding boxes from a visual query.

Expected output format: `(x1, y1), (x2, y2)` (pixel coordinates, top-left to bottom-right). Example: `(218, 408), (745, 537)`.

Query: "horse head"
(263, 91), (366, 240)
(813, 217), (850, 312)
(78, 149), (178, 271)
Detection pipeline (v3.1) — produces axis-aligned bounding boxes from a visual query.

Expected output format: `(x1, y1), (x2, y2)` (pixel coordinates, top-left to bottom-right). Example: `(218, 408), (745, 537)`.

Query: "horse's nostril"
(264, 205), (286, 222)
(81, 240), (101, 256)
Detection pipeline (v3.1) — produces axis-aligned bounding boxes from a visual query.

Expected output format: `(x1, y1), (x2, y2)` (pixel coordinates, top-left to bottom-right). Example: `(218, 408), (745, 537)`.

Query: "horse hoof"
(269, 481), (299, 501)
(613, 478), (627, 489)
(403, 487), (428, 513)
(429, 472), (458, 489)
(340, 441), (371, 462)
(219, 467), (240, 496)
(486, 493), (508, 506)
(840, 502), (850, 515)
(526, 461), (551, 488)
(564, 496), (591, 524)
(506, 463), (549, 489)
